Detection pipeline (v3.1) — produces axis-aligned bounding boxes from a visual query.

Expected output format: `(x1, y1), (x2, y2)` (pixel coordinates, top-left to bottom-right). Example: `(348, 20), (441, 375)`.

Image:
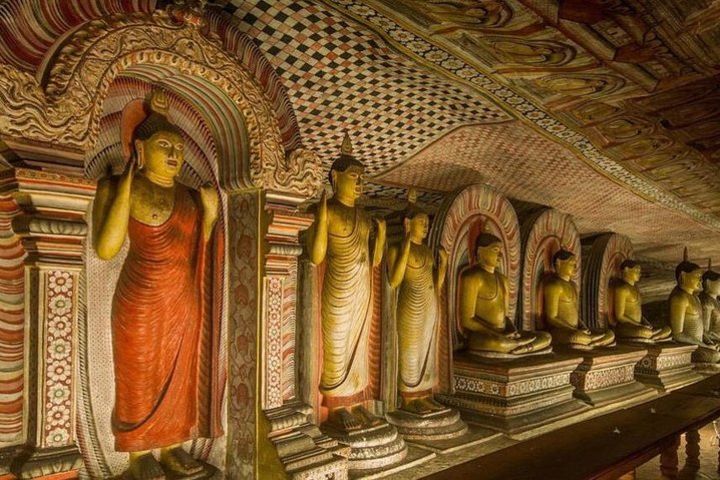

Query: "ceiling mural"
(1, 0), (719, 270)
(353, 0), (720, 219)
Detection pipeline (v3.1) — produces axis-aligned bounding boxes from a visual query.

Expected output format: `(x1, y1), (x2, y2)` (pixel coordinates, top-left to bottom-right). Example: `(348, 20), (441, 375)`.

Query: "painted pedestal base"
(564, 345), (657, 410)
(385, 407), (500, 453)
(634, 343), (703, 392)
(437, 352), (588, 439)
(266, 403), (349, 480)
(693, 361), (720, 375)
(321, 418), (413, 477)
(11, 445), (82, 480)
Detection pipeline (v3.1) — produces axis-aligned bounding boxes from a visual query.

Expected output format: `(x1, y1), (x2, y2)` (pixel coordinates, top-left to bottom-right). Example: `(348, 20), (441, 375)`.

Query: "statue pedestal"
(634, 343), (703, 392)
(437, 352), (588, 439)
(321, 417), (434, 478)
(266, 403), (349, 479)
(690, 346), (720, 375)
(386, 407), (501, 453)
(561, 345), (657, 410)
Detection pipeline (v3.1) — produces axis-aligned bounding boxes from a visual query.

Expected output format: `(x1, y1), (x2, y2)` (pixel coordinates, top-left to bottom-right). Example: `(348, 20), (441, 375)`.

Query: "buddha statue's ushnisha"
(612, 260), (671, 343)
(386, 201), (448, 414)
(543, 249), (615, 349)
(669, 251), (720, 362)
(459, 233), (552, 357)
(699, 260), (720, 343)
(306, 134), (386, 431)
(93, 91), (221, 479)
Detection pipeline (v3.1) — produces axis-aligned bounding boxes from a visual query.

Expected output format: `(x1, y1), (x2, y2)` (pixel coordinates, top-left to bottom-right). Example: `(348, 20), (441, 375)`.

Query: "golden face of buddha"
(623, 266), (641, 283)
(705, 278), (720, 296)
(680, 269), (703, 293)
(477, 241), (502, 270)
(406, 213), (429, 241)
(332, 166), (364, 201)
(555, 254), (577, 278)
(136, 130), (185, 178)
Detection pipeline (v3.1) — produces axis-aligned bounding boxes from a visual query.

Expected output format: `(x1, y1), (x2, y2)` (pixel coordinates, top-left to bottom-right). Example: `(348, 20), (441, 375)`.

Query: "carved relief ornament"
(0, 11), (321, 196)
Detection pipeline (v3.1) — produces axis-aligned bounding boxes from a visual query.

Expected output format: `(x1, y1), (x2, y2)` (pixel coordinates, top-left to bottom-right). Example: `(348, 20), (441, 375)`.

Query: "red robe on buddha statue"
(110, 186), (223, 452)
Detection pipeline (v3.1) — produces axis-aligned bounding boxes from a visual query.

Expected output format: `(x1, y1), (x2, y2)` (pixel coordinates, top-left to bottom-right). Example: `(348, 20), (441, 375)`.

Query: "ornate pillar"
(0, 163), (94, 479)
(225, 191), (347, 479)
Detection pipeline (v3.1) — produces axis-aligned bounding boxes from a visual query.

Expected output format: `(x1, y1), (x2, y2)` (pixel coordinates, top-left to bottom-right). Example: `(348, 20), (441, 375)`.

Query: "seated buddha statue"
(459, 233), (552, 357)
(543, 249), (615, 349)
(612, 260), (671, 343)
(699, 261), (720, 343)
(669, 254), (720, 363)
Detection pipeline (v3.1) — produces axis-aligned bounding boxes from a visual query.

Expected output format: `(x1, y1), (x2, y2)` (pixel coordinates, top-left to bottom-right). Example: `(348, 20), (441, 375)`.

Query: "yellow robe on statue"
(397, 247), (437, 395)
(320, 208), (373, 406)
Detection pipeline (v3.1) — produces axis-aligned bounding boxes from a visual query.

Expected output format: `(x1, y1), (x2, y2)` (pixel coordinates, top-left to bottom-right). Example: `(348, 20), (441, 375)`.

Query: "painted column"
(0, 166), (94, 479)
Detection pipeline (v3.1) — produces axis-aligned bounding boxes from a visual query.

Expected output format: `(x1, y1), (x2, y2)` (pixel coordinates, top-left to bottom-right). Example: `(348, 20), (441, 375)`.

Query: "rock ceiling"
(1, 0), (720, 280)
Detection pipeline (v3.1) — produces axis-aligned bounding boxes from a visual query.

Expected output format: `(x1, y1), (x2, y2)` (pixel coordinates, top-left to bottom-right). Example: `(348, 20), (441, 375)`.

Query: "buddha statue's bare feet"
(328, 407), (363, 432)
(159, 447), (203, 477)
(128, 453), (165, 480)
(422, 397), (447, 412)
(402, 398), (432, 415)
(353, 405), (383, 427)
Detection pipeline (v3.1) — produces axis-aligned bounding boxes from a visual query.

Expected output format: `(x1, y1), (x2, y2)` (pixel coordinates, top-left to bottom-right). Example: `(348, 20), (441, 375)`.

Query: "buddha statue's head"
(133, 91), (185, 182)
(552, 249), (577, 279)
(702, 267), (720, 297)
(475, 233), (503, 272)
(330, 133), (364, 204)
(620, 260), (641, 284)
(675, 259), (703, 294)
(404, 211), (430, 243)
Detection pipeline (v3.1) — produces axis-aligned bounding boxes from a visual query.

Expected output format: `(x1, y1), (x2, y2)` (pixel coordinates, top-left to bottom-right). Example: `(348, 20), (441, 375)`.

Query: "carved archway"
(0, 10), (321, 195)
(0, 4), (329, 479)
(429, 184), (520, 391)
(582, 233), (634, 331)
(519, 208), (581, 330)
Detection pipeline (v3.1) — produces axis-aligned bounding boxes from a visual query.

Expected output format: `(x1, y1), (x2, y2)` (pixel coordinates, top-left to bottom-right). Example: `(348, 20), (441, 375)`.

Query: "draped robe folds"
(397, 247), (438, 395)
(110, 186), (223, 452)
(320, 208), (373, 406)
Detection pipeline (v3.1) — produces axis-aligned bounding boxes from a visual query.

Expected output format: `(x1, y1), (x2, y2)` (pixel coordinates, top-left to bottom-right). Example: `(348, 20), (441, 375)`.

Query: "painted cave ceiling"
(2, 0), (720, 295)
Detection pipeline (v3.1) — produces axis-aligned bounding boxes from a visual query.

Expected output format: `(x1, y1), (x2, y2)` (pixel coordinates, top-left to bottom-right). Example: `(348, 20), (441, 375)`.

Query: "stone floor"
(637, 423), (720, 480)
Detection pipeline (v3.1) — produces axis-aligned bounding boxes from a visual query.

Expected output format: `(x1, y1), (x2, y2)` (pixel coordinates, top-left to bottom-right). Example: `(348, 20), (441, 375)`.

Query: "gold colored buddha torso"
(472, 269), (506, 329)
(619, 283), (642, 324)
(553, 277), (579, 328)
(129, 175), (178, 226)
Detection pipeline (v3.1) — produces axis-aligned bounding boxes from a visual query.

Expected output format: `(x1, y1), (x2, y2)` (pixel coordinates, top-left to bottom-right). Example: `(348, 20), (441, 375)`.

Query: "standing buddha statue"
(543, 249), (615, 349)
(612, 260), (671, 343)
(92, 91), (221, 480)
(386, 202), (448, 414)
(669, 251), (720, 362)
(459, 233), (552, 357)
(306, 134), (386, 431)
(699, 260), (720, 343)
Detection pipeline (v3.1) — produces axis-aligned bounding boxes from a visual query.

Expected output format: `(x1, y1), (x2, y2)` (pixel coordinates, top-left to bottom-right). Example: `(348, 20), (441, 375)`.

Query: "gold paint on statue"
(459, 233), (552, 357)
(669, 250), (720, 362)
(386, 203), (447, 414)
(306, 134), (386, 431)
(543, 250), (615, 349)
(612, 260), (671, 342)
(700, 260), (720, 342)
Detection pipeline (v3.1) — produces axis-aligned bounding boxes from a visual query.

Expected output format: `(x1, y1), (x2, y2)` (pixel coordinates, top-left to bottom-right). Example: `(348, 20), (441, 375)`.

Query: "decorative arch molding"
(519, 208), (581, 331)
(429, 184), (520, 390)
(0, 9), (320, 196)
(582, 233), (634, 331)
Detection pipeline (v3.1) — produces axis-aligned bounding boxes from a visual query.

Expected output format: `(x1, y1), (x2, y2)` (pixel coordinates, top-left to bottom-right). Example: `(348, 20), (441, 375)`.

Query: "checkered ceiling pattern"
(222, 0), (511, 179)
